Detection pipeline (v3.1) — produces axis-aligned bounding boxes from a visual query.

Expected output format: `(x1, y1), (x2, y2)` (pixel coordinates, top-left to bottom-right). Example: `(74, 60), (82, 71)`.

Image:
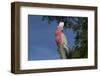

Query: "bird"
(55, 22), (69, 59)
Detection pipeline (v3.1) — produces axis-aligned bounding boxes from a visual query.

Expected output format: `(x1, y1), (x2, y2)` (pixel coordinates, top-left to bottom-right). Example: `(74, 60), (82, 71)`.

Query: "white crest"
(59, 22), (64, 27)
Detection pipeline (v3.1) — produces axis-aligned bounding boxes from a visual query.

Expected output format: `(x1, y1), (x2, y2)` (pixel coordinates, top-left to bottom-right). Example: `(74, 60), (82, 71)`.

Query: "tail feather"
(64, 44), (70, 56)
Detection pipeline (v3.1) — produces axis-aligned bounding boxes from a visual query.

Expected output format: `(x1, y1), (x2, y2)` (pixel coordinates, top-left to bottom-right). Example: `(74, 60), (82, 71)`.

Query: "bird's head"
(57, 22), (64, 31)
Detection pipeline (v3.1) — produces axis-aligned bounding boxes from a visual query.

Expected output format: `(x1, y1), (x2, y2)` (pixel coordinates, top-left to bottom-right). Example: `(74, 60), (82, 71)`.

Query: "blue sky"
(28, 15), (75, 61)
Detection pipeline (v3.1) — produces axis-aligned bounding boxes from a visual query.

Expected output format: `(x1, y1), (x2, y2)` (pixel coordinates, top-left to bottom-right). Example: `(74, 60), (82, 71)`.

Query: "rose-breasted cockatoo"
(55, 22), (69, 58)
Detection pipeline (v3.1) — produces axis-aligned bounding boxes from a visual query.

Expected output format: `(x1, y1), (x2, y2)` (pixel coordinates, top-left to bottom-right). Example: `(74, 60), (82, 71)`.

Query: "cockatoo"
(55, 22), (69, 58)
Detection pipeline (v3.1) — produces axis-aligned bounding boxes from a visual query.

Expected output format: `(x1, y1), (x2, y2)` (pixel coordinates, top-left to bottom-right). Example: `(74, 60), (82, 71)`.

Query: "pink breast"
(55, 30), (62, 44)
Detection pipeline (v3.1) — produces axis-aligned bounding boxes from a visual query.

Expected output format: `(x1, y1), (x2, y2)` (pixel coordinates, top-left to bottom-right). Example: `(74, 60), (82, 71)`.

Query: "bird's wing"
(61, 33), (70, 55)
(61, 33), (68, 45)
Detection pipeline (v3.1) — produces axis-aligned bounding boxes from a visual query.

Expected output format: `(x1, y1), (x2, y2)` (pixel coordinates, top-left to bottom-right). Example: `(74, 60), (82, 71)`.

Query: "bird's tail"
(63, 44), (70, 57)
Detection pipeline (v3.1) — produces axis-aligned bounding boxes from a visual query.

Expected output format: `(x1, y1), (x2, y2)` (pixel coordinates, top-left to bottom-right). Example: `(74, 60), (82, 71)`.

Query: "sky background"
(28, 15), (75, 61)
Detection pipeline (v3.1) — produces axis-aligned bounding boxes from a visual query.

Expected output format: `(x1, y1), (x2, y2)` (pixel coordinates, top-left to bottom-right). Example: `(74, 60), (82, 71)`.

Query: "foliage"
(72, 17), (88, 58)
